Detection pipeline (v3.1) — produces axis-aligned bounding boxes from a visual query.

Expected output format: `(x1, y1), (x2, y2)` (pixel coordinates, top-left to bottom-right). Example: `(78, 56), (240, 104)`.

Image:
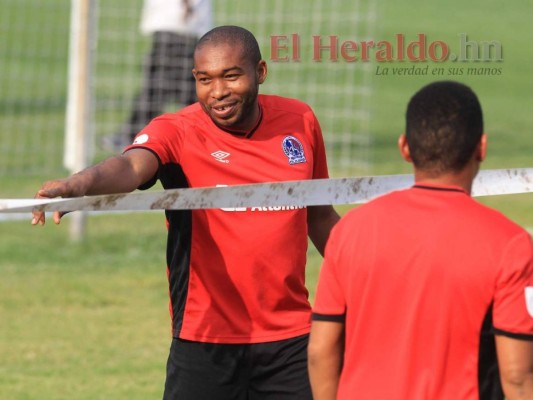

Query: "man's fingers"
(31, 210), (68, 226)
(31, 211), (45, 226)
(53, 211), (67, 224)
(32, 192), (49, 226)
(36, 187), (63, 199)
(32, 182), (67, 226)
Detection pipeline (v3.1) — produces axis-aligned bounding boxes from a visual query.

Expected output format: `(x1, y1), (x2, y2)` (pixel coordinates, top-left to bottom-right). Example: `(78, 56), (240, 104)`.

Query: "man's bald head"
(195, 25), (262, 67)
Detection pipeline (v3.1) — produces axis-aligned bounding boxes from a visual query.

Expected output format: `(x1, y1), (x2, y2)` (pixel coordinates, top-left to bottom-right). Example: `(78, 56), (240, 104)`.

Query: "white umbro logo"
(211, 150), (230, 163)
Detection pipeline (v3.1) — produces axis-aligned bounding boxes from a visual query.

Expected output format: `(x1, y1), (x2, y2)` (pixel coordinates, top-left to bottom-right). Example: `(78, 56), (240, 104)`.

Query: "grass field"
(0, 0), (532, 398)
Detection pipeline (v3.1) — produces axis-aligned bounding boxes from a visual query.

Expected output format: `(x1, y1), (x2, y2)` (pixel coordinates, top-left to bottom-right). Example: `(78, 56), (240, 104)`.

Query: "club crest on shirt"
(282, 136), (306, 165)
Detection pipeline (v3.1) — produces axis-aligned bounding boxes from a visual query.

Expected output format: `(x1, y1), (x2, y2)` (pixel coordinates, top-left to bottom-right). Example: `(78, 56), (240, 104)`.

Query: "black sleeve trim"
(312, 313), (346, 323)
(493, 328), (533, 341)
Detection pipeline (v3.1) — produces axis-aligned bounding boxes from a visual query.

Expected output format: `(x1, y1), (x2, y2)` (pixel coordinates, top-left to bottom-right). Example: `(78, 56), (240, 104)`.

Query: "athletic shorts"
(162, 334), (312, 400)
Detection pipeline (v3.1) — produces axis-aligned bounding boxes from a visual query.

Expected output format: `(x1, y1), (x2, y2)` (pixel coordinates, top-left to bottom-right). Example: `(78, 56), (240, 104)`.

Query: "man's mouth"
(211, 102), (237, 119)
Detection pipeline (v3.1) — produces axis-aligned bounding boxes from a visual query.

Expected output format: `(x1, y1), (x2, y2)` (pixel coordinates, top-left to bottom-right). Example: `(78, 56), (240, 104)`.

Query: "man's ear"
(257, 60), (267, 84)
(398, 134), (412, 163)
(476, 133), (487, 162)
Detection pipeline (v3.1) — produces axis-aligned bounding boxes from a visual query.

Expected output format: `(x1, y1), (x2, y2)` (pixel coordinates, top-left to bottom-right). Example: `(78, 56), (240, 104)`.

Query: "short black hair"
(195, 25), (262, 66)
(405, 81), (484, 174)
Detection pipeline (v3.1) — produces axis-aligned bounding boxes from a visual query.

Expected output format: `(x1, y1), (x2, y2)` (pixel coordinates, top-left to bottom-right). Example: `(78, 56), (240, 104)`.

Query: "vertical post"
(64, 0), (97, 241)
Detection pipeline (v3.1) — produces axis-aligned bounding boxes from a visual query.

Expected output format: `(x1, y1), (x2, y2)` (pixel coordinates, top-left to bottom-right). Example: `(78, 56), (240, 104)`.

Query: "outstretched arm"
(496, 335), (533, 400)
(32, 148), (158, 225)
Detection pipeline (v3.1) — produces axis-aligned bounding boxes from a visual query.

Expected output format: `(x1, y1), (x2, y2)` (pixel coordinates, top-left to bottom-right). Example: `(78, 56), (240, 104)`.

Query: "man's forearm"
(308, 320), (344, 400)
(73, 155), (146, 196)
(497, 335), (533, 400)
(308, 350), (342, 400)
(502, 373), (533, 400)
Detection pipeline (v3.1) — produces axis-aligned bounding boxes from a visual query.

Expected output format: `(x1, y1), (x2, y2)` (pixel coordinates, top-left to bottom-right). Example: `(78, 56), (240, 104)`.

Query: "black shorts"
(162, 334), (312, 400)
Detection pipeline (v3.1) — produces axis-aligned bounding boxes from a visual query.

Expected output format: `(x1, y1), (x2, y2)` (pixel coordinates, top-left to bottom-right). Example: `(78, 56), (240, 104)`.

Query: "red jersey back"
(313, 184), (533, 399)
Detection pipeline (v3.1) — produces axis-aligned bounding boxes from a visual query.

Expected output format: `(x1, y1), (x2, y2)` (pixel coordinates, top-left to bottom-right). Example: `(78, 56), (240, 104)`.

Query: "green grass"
(0, 213), (169, 400)
(0, 0), (532, 398)
(0, 212), (326, 400)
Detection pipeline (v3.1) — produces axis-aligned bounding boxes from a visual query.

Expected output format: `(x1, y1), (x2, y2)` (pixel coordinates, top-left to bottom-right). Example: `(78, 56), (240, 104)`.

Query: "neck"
(219, 102), (262, 137)
(414, 161), (480, 195)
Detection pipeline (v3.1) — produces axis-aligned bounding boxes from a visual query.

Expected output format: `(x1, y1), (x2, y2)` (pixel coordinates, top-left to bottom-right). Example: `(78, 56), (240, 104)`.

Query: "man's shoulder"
(469, 198), (528, 238)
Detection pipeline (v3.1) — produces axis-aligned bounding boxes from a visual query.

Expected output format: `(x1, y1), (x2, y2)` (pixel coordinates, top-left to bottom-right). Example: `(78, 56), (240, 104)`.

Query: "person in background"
(308, 81), (533, 400)
(34, 25), (340, 399)
(102, 0), (212, 151)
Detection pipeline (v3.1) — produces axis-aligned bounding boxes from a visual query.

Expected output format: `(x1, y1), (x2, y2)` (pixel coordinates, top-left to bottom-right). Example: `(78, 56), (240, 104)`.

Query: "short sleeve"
(493, 231), (533, 338)
(124, 113), (183, 165)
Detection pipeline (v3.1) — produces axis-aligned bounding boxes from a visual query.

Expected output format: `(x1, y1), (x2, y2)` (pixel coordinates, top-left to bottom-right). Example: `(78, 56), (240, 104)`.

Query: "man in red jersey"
(308, 81), (533, 400)
(32, 26), (339, 399)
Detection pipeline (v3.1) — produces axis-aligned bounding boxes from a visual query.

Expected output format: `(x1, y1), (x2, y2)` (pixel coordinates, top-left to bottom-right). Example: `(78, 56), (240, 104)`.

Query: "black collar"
(413, 184), (466, 194)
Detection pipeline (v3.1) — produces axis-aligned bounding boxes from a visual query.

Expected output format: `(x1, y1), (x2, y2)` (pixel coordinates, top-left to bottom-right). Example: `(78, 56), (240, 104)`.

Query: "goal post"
(64, 0), (98, 240)
(64, 0), (96, 174)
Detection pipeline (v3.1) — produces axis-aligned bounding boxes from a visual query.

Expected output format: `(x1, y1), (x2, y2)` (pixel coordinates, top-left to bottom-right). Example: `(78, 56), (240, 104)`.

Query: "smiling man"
(32, 26), (339, 399)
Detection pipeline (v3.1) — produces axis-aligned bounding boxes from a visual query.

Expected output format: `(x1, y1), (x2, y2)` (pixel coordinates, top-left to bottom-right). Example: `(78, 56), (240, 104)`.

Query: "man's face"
(193, 43), (267, 131)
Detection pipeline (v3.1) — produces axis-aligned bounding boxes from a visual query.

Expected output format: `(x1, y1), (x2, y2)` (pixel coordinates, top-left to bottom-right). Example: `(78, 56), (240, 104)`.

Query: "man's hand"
(31, 177), (85, 226)
(30, 149), (159, 226)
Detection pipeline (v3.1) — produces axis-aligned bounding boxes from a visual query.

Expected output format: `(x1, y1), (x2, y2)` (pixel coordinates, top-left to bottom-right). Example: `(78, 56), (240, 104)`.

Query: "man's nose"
(211, 78), (230, 100)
